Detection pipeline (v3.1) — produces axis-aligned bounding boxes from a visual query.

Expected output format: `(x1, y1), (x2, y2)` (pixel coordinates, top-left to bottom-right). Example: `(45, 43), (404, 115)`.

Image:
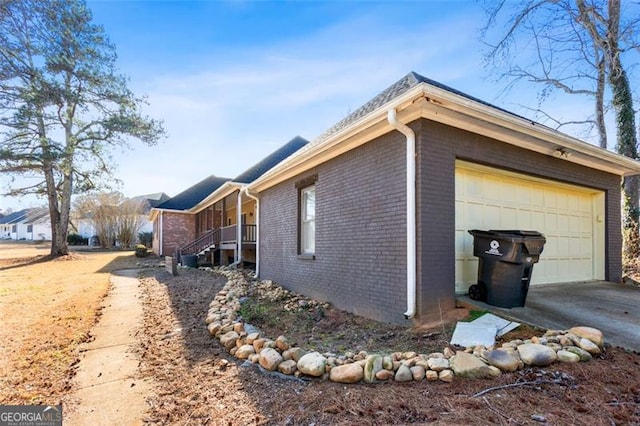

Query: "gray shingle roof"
(0, 208), (48, 224)
(306, 71), (533, 152)
(156, 176), (230, 211)
(233, 136), (309, 184)
(129, 192), (171, 212)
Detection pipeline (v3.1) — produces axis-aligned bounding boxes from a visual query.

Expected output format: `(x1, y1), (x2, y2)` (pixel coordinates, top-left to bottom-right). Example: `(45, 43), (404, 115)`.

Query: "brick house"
(151, 176), (230, 256)
(151, 136), (308, 264)
(245, 72), (640, 325)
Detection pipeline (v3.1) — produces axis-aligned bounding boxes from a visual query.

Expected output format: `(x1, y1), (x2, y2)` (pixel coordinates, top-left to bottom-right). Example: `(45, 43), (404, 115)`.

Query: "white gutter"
(159, 211), (164, 256)
(387, 108), (417, 320)
(230, 188), (244, 268)
(243, 187), (260, 277)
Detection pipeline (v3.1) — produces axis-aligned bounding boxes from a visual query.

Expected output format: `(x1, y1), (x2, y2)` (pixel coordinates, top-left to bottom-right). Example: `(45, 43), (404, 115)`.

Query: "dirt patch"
(137, 267), (640, 425)
(0, 242), (138, 406)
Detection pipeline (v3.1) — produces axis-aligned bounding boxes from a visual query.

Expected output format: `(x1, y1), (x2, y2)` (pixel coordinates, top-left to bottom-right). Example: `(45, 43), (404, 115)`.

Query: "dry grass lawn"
(0, 241), (137, 405)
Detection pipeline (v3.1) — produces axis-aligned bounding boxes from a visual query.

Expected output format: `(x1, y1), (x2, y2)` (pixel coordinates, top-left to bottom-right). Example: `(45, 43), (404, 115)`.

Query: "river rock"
(557, 350), (580, 363)
(564, 346), (592, 362)
(427, 357), (449, 372)
(382, 356), (393, 370)
(394, 363), (413, 382)
(450, 352), (492, 379)
(375, 369), (395, 381)
(569, 326), (604, 347)
(411, 365), (426, 381)
(484, 349), (520, 372)
(288, 347), (306, 362)
(245, 332), (260, 344)
(439, 369), (454, 382)
(329, 363), (364, 384)
(278, 360), (297, 375)
(252, 338), (266, 352)
(487, 366), (501, 378)
(207, 321), (222, 336)
(235, 344), (255, 359)
(364, 355), (383, 383)
(220, 331), (239, 350)
(297, 352), (327, 377)
(275, 335), (290, 351)
(259, 348), (283, 371)
(517, 344), (557, 366)
(426, 370), (439, 381)
(577, 337), (601, 355)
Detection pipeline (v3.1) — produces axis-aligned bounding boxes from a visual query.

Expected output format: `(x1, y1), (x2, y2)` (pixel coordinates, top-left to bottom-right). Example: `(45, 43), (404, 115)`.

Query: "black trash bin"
(181, 254), (198, 268)
(467, 230), (546, 308)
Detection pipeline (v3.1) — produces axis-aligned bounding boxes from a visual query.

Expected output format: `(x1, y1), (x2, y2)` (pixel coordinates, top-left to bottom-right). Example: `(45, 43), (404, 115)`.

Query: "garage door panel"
(545, 213), (557, 232)
(544, 190), (557, 208)
(502, 207), (517, 226)
(455, 164), (602, 293)
(517, 186), (531, 205)
(516, 210), (532, 228)
(531, 188), (544, 207)
(531, 211), (545, 230)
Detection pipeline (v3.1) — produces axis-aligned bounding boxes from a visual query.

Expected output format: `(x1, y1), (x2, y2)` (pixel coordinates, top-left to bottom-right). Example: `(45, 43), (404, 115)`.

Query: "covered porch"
(178, 183), (257, 267)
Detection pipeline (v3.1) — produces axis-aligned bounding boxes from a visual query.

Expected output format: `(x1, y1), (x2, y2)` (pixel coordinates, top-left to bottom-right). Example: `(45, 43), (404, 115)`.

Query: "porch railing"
(220, 224), (257, 243)
(242, 224), (256, 243)
(177, 224), (257, 259)
(177, 228), (220, 258)
(221, 224), (236, 243)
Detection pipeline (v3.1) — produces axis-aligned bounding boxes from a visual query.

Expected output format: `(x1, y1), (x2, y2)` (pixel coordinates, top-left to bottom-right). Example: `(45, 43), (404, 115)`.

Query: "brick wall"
(153, 211), (196, 257)
(259, 117), (622, 325)
(260, 131), (409, 325)
(415, 119), (622, 322)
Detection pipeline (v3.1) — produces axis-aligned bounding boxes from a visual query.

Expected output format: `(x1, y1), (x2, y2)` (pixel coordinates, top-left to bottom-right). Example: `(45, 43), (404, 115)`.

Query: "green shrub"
(135, 244), (149, 258)
(67, 233), (88, 245)
(138, 231), (152, 247)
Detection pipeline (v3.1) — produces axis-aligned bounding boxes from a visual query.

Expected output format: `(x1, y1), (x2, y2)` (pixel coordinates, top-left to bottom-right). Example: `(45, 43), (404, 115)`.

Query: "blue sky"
(0, 0), (607, 211)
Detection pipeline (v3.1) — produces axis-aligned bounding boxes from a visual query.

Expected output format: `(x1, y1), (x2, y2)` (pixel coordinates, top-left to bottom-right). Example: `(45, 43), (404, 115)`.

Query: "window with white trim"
(300, 185), (315, 254)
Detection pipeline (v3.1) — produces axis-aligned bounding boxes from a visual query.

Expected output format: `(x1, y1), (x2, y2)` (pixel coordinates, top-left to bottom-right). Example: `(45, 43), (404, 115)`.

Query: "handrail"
(178, 228), (220, 257)
(177, 225), (257, 259)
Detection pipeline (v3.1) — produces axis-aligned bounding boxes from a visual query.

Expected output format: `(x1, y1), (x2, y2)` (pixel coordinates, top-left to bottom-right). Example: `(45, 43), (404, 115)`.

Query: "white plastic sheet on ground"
(450, 313), (520, 348)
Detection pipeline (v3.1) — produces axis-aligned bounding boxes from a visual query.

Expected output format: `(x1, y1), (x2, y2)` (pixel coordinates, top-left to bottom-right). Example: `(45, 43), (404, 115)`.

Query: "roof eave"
(189, 181), (244, 214)
(249, 83), (640, 193)
(418, 82), (640, 177)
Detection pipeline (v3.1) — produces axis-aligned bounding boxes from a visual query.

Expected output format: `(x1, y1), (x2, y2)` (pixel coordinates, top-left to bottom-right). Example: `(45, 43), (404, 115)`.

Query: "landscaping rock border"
(205, 267), (604, 384)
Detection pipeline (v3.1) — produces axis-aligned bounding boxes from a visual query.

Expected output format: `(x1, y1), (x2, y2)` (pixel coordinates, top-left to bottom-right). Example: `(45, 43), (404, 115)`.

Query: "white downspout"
(387, 108), (416, 319)
(159, 211), (164, 256)
(243, 187), (260, 277)
(230, 189), (243, 267)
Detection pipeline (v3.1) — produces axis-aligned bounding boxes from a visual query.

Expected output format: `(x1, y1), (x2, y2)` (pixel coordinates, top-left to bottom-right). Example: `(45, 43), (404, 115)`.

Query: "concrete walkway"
(458, 281), (640, 351)
(66, 269), (151, 426)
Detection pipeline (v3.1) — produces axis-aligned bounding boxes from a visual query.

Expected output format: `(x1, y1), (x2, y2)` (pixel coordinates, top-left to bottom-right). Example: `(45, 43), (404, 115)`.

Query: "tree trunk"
(595, 58), (607, 149)
(607, 0), (639, 227)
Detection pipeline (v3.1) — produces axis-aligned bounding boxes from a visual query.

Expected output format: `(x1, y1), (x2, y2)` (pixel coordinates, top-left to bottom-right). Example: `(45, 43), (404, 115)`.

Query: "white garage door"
(455, 161), (605, 294)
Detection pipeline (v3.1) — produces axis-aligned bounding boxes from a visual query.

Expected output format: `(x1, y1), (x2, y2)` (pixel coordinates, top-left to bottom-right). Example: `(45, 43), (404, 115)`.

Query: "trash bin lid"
(489, 230), (544, 237)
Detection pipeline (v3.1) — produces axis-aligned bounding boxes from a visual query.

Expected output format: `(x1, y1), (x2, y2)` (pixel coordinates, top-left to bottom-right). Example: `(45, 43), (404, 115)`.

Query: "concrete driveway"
(458, 281), (640, 351)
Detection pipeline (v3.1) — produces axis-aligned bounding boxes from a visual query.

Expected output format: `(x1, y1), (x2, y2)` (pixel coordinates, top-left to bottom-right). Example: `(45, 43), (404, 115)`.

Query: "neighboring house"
(243, 71), (640, 325)
(74, 192), (169, 243)
(0, 208), (50, 240)
(151, 176), (231, 257)
(150, 136), (309, 264)
(128, 192), (170, 235)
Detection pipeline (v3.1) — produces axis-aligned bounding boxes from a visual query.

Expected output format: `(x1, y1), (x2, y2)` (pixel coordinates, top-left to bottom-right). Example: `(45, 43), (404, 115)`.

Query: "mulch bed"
(135, 267), (640, 425)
